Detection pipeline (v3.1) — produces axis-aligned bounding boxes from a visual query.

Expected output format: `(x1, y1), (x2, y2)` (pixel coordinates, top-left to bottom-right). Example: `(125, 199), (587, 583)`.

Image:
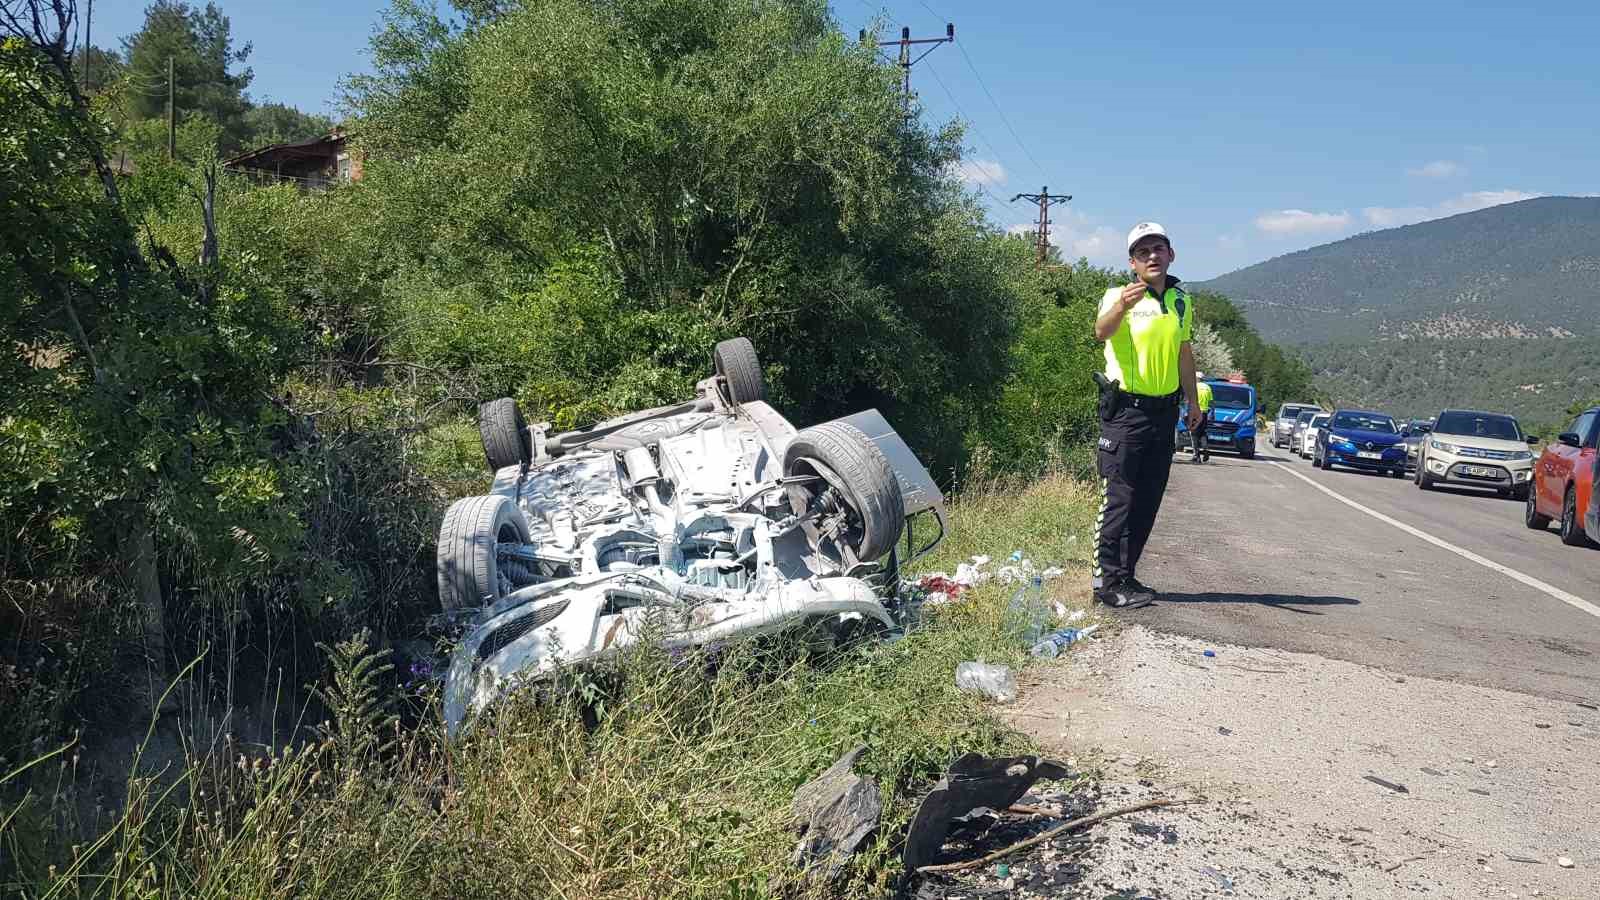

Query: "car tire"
(1559, 485), (1590, 547)
(1415, 463), (1433, 490)
(783, 420), (904, 564)
(713, 336), (766, 405)
(1512, 484), (1530, 502)
(1240, 443), (1255, 460)
(437, 494), (533, 612)
(1525, 487), (1551, 530)
(479, 398), (532, 471)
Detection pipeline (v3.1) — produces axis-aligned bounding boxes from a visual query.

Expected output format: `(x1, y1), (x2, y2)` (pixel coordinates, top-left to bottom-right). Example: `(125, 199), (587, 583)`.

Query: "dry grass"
(1, 469), (1103, 899)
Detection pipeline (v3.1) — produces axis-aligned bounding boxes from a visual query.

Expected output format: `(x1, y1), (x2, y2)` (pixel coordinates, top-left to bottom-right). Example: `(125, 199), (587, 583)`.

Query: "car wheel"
(783, 420), (905, 565)
(1415, 462), (1433, 489)
(1560, 485), (1590, 547)
(1512, 484), (1530, 502)
(713, 336), (766, 405)
(479, 397), (532, 471)
(1525, 486), (1551, 530)
(437, 494), (533, 612)
(1240, 443), (1255, 460)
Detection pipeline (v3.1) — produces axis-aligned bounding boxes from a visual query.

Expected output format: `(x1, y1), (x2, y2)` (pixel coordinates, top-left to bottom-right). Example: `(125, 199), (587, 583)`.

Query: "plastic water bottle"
(1005, 576), (1050, 644)
(1030, 625), (1100, 659)
(955, 661), (1018, 702)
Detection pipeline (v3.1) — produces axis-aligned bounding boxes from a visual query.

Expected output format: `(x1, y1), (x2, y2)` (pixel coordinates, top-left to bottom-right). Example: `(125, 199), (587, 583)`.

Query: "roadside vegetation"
(1, 467), (1098, 898)
(2, 0), (1301, 894)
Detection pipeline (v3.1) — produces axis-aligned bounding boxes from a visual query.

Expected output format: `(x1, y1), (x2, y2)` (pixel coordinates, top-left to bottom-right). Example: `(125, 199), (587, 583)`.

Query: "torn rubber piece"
(902, 753), (1070, 871)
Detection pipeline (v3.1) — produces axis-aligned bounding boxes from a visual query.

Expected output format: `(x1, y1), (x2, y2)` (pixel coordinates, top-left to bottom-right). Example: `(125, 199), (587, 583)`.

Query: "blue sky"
(96, 0), (1600, 278)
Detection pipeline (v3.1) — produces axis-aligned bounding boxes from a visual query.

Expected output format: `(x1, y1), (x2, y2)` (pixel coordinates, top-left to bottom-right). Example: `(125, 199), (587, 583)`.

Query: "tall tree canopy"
(120, 0), (255, 149)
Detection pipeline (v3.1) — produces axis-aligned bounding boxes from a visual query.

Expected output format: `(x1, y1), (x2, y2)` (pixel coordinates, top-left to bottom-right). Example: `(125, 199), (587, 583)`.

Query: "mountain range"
(1197, 197), (1600, 426)
(1200, 196), (1600, 344)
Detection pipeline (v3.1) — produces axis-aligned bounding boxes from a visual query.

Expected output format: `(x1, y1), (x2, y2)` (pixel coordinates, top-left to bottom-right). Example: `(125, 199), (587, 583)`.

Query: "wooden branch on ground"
(915, 798), (1199, 875)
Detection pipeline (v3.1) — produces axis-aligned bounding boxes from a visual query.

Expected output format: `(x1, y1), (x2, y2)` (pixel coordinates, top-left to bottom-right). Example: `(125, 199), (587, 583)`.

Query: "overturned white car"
(438, 338), (946, 736)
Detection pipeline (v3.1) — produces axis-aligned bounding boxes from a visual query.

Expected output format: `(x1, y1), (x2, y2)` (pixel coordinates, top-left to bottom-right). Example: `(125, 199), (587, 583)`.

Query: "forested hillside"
(1298, 337), (1600, 431)
(1200, 196), (1600, 344)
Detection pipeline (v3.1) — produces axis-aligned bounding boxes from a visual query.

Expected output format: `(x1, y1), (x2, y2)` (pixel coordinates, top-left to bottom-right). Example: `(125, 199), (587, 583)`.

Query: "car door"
(1577, 411), (1600, 532)
(1541, 411), (1593, 513)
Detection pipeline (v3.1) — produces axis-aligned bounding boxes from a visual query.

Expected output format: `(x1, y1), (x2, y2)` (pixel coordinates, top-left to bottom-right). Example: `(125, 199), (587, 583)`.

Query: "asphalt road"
(1131, 442), (1600, 704)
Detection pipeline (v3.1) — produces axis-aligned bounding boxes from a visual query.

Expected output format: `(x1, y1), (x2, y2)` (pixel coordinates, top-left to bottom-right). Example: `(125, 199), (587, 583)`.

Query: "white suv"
(1415, 409), (1537, 499)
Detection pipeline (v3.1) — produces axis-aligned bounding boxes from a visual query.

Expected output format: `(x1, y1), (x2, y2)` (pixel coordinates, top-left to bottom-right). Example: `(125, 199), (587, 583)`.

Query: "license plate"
(1464, 465), (1494, 477)
(1357, 451), (1382, 460)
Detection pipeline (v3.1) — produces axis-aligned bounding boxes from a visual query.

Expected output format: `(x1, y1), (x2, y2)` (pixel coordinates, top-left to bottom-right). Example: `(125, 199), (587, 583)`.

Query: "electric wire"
(910, 0), (1048, 183)
(921, 57), (1021, 220)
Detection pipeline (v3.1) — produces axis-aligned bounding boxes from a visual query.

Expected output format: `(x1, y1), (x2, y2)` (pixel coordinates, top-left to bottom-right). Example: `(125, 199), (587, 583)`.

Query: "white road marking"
(1266, 461), (1600, 620)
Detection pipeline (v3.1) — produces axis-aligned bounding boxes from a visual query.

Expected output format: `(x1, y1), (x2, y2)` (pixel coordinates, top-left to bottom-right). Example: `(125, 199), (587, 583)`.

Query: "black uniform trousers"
(1094, 397), (1178, 589)
(1189, 409), (1210, 458)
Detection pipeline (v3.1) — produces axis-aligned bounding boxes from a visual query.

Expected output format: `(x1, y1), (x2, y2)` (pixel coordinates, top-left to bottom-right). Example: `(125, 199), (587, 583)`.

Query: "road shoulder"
(1004, 624), (1600, 899)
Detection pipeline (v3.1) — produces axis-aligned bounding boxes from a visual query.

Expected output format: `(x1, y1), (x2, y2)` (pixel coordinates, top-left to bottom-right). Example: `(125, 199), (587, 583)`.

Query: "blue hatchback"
(1314, 409), (1408, 477)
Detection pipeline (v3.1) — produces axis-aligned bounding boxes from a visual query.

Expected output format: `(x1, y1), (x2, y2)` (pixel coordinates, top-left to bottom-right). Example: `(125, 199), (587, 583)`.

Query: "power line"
(955, 41), (1046, 181)
(909, 0), (1047, 181)
(921, 58), (1020, 217)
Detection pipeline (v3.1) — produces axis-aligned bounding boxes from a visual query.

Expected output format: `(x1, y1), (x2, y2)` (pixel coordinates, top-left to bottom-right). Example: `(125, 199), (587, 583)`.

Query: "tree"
(1190, 321), (1236, 377)
(342, 0), (1023, 470)
(120, 0), (253, 149)
(2, 3), (292, 720)
(70, 42), (122, 92)
(237, 100), (333, 147)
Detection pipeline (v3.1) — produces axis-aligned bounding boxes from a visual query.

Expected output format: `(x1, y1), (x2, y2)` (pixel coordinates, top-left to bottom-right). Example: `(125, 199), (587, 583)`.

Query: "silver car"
(1290, 409), (1319, 456)
(1273, 402), (1319, 448)
(1415, 409), (1536, 498)
(437, 338), (946, 736)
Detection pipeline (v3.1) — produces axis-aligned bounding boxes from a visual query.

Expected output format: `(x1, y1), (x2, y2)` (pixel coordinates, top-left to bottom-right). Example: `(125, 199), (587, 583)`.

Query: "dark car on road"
(1313, 409), (1408, 477)
(1400, 417), (1434, 471)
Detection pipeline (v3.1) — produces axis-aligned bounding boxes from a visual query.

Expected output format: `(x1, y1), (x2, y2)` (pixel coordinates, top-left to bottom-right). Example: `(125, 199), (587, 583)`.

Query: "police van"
(1178, 374), (1259, 459)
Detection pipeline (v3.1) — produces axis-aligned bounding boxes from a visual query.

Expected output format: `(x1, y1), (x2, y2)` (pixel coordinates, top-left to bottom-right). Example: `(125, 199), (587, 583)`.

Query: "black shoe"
(1094, 580), (1154, 609)
(1123, 577), (1160, 600)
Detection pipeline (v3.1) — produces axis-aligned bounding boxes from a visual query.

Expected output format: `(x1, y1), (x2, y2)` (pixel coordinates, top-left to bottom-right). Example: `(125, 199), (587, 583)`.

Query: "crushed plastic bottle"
(1030, 625), (1100, 659)
(955, 661), (1017, 702)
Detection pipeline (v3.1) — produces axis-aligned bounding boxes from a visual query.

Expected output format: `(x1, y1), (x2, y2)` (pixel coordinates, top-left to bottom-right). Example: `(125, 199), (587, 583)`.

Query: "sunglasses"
(1129, 243), (1170, 259)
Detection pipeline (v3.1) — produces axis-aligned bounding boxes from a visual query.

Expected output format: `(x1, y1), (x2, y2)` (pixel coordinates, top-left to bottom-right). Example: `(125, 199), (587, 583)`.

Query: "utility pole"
(1010, 186), (1072, 267)
(860, 23), (954, 110)
(83, 0), (93, 89)
(166, 55), (175, 159)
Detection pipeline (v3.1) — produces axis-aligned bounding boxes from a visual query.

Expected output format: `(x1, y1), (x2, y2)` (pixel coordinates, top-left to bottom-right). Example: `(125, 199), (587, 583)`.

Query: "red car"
(1526, 406), (1600, 546)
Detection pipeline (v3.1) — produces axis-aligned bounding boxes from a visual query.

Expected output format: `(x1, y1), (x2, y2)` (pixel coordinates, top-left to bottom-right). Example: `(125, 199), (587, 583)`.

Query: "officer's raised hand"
(1118, 281), (1147, 310)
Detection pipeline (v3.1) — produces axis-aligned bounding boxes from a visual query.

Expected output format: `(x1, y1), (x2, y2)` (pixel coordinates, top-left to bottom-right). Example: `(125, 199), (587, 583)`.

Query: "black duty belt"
(1118, 390), (1180, 410)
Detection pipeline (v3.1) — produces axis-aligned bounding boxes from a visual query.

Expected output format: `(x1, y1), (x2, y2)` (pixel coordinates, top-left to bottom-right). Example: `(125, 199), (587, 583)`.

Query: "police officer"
(1190, 375), (1212, 463)
(1091, 222), (1201, 609)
